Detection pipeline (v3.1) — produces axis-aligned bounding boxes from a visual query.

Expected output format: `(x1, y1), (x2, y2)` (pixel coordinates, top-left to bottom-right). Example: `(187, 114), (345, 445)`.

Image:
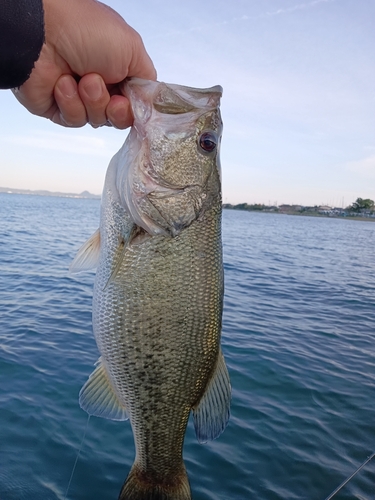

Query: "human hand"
(12, 0), (156, 129)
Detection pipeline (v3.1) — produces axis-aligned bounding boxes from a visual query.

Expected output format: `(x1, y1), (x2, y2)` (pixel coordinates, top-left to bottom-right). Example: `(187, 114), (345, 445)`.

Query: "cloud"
(1, 130), (114, 157)
(261, 0), (336, 18)
(151, 0), (337, 39)
(346, 154), (375, 179)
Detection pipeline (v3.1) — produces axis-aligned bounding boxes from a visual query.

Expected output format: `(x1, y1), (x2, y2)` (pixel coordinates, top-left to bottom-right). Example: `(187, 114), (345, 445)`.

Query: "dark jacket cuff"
(0, 0), (45, 89)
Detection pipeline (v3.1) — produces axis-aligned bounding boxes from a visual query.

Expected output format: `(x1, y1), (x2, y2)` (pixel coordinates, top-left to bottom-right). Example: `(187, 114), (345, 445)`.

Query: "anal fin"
(79, 357), (128, 421)
(192, 350), (231, 443)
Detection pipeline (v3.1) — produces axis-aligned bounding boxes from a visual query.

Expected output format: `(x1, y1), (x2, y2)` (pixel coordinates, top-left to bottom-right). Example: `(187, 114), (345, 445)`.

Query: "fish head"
(116, 78), (223, 237)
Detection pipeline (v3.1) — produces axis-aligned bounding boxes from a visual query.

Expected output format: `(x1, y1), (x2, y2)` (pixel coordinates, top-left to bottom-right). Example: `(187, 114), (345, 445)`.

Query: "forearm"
(0, 0), (44, 89)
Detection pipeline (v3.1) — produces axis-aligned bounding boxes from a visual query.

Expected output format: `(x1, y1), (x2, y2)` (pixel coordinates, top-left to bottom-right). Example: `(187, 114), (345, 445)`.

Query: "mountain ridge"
(0, 187), (101, 199)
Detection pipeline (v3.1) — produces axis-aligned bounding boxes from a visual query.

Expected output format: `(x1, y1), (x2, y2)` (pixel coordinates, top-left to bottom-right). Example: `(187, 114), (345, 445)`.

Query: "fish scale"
(70, 78), (230, 500)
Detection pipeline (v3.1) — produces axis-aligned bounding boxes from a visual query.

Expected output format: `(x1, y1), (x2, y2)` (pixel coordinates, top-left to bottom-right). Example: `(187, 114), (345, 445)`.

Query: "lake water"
(0, 193), (374, 500)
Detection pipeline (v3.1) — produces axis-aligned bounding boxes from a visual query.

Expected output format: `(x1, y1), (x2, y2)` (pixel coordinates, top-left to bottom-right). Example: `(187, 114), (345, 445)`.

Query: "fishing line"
(64, 414), (91, 500)
(323, 450), (375, 500)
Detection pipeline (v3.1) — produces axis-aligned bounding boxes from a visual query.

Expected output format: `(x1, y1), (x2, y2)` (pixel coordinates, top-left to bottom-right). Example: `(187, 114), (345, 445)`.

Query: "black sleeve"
(0, 0), (44, 89)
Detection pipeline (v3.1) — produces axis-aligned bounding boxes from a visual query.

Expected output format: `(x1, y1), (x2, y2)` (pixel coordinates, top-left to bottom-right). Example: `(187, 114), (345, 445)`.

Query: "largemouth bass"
(70, 78), (230, 500)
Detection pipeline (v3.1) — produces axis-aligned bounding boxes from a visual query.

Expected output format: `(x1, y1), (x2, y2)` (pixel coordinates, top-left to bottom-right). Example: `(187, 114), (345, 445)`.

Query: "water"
(0, 193), (374, 500)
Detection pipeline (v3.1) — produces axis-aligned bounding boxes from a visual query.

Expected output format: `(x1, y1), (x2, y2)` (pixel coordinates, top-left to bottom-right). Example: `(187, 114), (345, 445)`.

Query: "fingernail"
(83, 77), (103, 101)
(59, 76), (77, 99)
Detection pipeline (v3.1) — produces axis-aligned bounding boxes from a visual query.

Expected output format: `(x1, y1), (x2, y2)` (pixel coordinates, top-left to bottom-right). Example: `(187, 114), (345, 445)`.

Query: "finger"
(78, 74), (110, 127)
(106, 94), (133, 129)
(122, 28), (157, 82)
(54, 74), (87, 127)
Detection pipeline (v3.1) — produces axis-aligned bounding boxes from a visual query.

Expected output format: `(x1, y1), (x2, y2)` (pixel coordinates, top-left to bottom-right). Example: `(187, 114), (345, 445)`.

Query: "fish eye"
(198, 131), (217, 154)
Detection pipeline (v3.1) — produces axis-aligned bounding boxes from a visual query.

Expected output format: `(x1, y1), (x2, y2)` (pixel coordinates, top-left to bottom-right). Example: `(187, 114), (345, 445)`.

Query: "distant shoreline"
(0, 187), (100, 199)
(2, 189), (374, 222)
(223, 205), (375, 222)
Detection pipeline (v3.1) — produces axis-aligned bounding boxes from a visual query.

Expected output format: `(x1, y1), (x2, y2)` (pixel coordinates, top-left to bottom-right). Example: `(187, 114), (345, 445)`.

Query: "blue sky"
(0, 0), (374, 206)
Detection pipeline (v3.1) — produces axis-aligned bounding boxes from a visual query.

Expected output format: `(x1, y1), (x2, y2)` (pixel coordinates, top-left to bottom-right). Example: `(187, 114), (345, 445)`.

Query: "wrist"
(0, 0), (44, 89)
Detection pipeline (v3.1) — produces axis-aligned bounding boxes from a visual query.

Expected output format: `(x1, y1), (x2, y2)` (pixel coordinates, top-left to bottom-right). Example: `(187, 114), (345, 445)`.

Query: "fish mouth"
(121, 78), (223, 114)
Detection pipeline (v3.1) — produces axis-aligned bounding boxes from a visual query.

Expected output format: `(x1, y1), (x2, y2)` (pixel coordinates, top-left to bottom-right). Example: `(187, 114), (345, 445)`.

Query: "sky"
(0, 0), (374, 206)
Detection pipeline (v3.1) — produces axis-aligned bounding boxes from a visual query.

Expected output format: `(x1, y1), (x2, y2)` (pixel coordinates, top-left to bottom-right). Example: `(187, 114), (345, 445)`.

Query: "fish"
(70, 78), (231, 500)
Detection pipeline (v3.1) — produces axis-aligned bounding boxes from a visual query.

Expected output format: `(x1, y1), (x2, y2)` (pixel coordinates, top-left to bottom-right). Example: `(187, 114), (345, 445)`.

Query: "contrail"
(228, 0), (337, 24)
(150, 0), (337, 40)
(262, 0), (336, 18)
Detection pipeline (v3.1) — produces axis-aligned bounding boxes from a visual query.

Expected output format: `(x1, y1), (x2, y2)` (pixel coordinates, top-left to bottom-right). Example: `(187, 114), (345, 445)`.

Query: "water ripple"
(0, 197), (374, 499)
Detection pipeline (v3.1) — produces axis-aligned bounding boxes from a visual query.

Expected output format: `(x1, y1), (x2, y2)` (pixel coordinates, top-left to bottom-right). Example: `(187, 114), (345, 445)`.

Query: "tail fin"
(118, 464), (191, 500)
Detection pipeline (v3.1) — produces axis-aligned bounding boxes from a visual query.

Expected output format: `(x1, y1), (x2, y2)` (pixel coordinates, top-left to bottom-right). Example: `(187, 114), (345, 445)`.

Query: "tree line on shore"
(223, 198), (375, 216)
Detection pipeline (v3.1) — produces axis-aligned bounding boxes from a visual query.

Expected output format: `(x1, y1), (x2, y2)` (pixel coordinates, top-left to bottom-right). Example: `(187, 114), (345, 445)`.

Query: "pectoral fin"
(79, 358), (128, 421)
(192, 350), (231, 443)
(104, 224), (144, 289)
(69, 228), (101, 274)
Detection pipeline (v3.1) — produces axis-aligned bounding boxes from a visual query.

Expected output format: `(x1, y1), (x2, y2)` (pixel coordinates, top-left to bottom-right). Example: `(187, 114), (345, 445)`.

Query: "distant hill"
(0, 187), (101, 199)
